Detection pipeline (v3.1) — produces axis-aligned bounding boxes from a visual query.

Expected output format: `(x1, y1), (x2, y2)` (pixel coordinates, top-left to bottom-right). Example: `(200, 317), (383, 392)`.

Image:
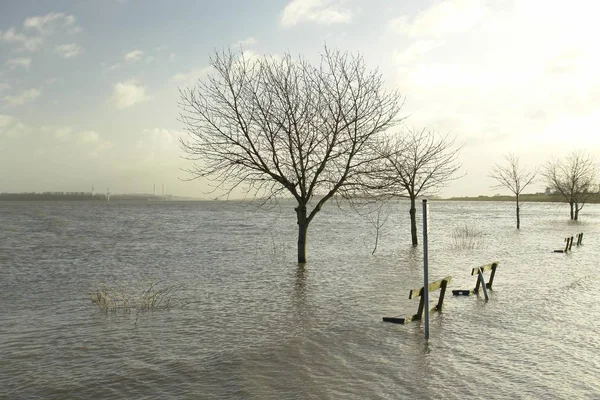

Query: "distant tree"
(543, 151), (598, 220)
(380, 128), (462, 246)
(489, 153), (537, 229)
(179, 47), (403, 263)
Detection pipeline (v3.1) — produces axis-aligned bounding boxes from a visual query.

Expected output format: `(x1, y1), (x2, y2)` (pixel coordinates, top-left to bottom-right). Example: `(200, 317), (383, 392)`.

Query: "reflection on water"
(1, 200), (599, 399)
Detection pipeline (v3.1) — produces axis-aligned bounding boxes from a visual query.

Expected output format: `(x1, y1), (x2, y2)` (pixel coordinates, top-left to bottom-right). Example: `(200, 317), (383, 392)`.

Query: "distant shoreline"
(2, 192), (600, 204)
(444, 193), (600, 204)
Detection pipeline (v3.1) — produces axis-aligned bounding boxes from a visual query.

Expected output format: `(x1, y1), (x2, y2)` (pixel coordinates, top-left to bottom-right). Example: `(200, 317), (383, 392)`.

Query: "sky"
(1, 0), (600, 198)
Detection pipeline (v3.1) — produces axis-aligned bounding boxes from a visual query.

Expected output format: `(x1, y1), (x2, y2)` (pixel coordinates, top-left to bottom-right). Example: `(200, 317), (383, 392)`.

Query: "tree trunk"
(410, 197), (418, 246)
(295, 204), (308, 263)
(574, 202), (579, 221)
(569, 202), (574, 220)
(516, 194), (520, 229)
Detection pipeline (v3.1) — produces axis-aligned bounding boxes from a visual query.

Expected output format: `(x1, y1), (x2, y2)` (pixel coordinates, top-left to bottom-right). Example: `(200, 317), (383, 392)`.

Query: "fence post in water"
(568, 236), (574, 251)
(422, 199), (429, 340)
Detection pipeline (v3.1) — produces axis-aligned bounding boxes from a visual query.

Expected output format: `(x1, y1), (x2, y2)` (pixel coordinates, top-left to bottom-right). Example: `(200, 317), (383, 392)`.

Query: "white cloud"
(110, 79), (151, 109)
(124, 49), (144, 62)
(235, 37), (258, 47)
(0, 13), (81, 54)
(55, 43), (83, 58)
(55, 126), (73, 140)
(3, 88), (41, 106)
(78, 130), (100, 143)
(388, 0), (486, 37)
(386, 0), (600, 190)
(0, 114), (28, 137)
(0, 28), (43, 52)
(23, 12), (80, 35)
(171, 66), (212, 87)
(5, 57), (32, 69)
(281, 0), (353, 27)
(136, 128), (185, 163)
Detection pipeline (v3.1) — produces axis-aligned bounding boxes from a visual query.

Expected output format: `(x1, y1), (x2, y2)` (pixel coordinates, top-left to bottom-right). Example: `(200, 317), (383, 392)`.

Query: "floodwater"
(1, 199), (599, 399)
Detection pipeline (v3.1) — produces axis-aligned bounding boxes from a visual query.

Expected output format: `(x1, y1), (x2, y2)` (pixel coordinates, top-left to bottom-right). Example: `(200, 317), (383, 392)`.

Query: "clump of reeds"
(90, 283), (132, 313)
(90, 281), (186, 314)
(450, 224), (485, 249)
(138, 282), (185, 311)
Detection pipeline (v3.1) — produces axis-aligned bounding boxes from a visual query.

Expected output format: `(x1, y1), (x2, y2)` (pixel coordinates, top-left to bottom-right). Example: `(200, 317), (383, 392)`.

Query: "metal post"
(422, 199), (429, 340)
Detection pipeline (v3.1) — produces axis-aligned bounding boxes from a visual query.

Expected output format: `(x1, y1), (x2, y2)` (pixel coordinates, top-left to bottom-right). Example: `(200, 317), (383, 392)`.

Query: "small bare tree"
(179, 47), (403, 263)
(543, 151), (598, 220)
(381, 128), (462, 246)
(489, 153), (537, 229)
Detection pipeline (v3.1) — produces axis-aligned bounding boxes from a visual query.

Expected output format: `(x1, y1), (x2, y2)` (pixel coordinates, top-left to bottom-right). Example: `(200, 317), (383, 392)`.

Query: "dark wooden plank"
(383, 316), (408, 324)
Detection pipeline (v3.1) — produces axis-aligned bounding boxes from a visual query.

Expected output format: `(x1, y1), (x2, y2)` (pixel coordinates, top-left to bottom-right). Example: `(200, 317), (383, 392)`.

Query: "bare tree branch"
(178, 47), (404, 262)
(489, 153), (537, 228)
(542, 151), (598, 220)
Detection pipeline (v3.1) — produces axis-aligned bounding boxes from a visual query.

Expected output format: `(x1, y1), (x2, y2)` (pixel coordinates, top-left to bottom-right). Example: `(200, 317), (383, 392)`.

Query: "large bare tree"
(489, 153), (537, 229)
(543, 151), (598, 220)
(178, 48), (403, 263)
(381, 128), (462, 246)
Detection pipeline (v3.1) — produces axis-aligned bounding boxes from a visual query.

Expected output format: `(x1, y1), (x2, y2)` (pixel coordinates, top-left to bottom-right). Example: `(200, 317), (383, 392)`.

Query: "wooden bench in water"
(451, 261), (499, 301)
(553, 233), (583, 253)
(383, 276), (452, 324)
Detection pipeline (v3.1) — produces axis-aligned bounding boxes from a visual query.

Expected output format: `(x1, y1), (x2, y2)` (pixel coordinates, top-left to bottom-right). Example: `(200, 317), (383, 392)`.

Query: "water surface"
(1, 200), (599, 399)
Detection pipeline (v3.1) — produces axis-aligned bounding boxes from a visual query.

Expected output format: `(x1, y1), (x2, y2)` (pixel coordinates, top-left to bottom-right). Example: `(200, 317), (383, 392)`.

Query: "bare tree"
(178, 47), (403, 263)
(489, 153), (537, 229)
(543, 151), (598, 220)
(381, 128), (462, 246)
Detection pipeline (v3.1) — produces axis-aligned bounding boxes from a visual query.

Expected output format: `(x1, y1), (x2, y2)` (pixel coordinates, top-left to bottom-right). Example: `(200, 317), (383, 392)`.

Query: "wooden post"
(477, 268), (489, 301)
(436, 279), (448, 311)
(486, 262), (498, 289)
(568, 236), (574, 251)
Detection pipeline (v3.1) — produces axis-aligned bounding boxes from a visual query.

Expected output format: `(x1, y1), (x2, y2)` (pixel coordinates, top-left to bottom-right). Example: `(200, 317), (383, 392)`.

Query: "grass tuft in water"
(451, 224), (485, 249)
(90, 281), (186, 314)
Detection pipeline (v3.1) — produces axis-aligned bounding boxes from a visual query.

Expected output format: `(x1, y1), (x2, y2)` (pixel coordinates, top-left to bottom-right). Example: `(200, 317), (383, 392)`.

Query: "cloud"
(23, 12), (80, 35)
(3, 88), (41, 106)
(78, 130), (99, 143)
(281, 0), (353, 27)
(388, 0), (486, 37)
(136, 128), (185, 163)
(386, 0), (600, 176)
(124, 49), (144, 62)
(5, 57), (32, 69)
(0, 114), (28, 137)
(54, 126), (73, 140)
(235, 37), (258, 47)
(110, 79), (151, 109)
(55, 43), (83, 58)
(171, 66), (212, 87)
(0, 12), (81, 53)
(0, 28), (43, 52)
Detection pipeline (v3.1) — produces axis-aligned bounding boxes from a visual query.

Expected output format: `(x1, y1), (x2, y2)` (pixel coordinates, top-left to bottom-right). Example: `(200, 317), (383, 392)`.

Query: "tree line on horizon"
(177, 46), (599, 263)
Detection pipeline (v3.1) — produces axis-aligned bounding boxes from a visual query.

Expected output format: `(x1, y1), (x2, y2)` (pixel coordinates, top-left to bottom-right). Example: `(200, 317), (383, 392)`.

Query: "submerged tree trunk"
(569, 202), (574, 220)
(516, 195), (520, 229)
(295, 205), (308, 263)
(409, 197), (418, 246)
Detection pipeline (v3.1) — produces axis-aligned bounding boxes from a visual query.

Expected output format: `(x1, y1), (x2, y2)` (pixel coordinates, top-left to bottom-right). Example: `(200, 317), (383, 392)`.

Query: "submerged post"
(422, 199), (429, 340)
